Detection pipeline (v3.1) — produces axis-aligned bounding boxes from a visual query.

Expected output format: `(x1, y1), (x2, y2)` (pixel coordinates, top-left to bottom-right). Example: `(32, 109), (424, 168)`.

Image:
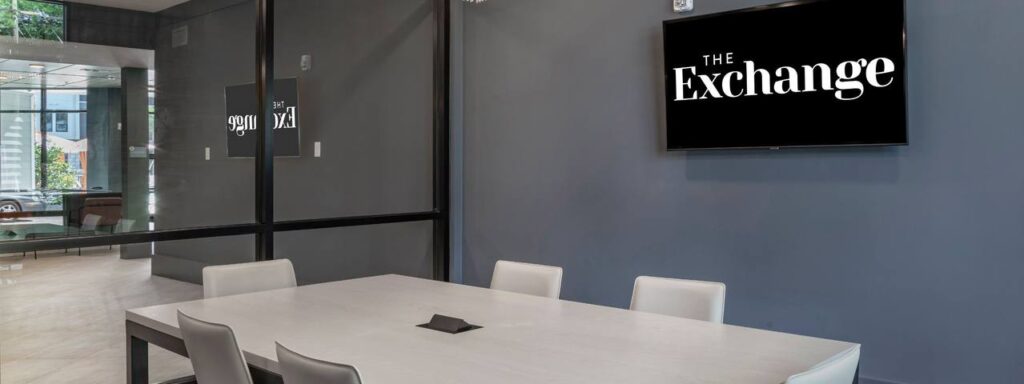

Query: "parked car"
(0, 190), (64, 213)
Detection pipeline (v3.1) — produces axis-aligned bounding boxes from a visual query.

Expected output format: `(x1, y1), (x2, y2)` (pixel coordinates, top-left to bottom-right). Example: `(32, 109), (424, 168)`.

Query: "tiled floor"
(0, 248), (199, 383)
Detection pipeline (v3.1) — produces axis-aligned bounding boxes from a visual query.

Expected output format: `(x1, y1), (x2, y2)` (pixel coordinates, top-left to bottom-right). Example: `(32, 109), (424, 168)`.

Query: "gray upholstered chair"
(490, 260), (563, 299)
(276, 342), (362, 384)
(202, 259), (297, 298)
(177, 310), (253, 384)
(630, 276), (727, 323)
(786, 346), (861, 384)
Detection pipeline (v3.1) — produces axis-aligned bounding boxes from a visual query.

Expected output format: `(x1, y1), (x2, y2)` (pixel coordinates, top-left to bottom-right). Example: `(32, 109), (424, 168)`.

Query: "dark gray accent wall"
(85, 87), (122, 191)
(461, 1), (1024, 383)
(151, 0), (257, 281)
(66, 2), (157, 49)
(151, 0), (435, 284)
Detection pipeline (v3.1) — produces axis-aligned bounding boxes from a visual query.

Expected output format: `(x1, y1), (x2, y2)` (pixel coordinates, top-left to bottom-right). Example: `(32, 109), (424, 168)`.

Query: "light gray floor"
(0, 248), (199, 383)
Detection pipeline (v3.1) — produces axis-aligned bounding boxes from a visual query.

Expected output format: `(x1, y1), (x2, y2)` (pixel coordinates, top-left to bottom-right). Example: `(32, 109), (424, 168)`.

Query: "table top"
(127, 275), (858, 384)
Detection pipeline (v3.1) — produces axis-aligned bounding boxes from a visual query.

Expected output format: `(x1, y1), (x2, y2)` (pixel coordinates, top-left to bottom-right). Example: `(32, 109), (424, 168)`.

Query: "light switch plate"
(204, 147), (210, 160)
(674, 0), (694, 13)
(314, 141), (321, 157)
(301, 54), (312, 72)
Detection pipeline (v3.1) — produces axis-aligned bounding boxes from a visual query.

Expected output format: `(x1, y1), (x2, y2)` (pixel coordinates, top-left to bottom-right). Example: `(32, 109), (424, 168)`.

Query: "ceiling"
(0, 59), (122, 89)
(66, 0), (190, 13)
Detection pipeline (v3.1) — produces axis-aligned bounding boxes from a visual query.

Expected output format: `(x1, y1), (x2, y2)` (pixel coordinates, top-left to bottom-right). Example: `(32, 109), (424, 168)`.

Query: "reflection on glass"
(0, 61), (149, 243)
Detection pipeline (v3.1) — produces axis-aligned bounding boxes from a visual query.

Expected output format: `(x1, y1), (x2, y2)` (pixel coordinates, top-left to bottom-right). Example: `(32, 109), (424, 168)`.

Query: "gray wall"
(85, 87), (121, 191)
(151, 0), (435, 284)
(66, 2), (157, 49)
(461, 1), (1024, 383)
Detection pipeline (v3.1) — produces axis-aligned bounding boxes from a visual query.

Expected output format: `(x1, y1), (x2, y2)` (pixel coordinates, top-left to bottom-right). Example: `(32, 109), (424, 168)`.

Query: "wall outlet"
(674, 0), (694, 13)
(204, 147), (210, 160)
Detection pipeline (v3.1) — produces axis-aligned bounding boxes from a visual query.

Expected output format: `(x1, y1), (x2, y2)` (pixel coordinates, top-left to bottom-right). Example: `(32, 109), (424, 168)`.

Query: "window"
(45, 112), (68, 132)
(0, 0), (65, 42)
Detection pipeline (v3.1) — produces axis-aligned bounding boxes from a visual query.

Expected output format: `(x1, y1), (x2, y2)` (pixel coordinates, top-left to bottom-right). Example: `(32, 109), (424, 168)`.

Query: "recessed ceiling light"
(29, 63), (45, 70)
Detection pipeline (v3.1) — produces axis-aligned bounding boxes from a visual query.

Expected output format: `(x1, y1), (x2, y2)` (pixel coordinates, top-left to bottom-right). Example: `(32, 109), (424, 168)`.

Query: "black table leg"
(128, 334), (148, 384)
(854, 363), (860, 383)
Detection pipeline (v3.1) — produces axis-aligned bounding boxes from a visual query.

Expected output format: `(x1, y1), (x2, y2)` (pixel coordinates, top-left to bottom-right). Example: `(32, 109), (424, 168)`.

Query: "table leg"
(127, 334), (148, 384)
(854, 363), (860, 383)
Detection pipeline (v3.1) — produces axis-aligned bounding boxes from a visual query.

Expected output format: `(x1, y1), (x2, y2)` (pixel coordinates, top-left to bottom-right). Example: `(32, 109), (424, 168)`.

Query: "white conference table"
(126, 274), (858, 384)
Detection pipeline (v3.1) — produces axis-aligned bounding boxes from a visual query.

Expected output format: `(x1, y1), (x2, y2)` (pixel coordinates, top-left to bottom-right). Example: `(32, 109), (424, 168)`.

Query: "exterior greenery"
(0, 0), (64, 41)
(34, 144), (77, 190)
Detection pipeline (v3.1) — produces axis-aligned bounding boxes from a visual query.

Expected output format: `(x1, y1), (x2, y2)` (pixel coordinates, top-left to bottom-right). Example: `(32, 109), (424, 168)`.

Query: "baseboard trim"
(861, 376), (906, 384)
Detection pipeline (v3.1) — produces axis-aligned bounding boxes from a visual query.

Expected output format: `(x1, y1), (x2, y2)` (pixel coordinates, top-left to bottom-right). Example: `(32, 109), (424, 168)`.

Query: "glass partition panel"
(272, 0), (435, 220)
(0, 0), (261, 272)
(275, 221), (434, 284)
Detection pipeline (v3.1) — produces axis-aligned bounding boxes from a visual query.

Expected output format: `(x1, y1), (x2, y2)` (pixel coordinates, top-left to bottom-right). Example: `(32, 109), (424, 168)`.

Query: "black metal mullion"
(432, 0), (452, 282)
(255, 0), (274, 261)
(0, 223), (262, 254)
(273, 211), (441, 233)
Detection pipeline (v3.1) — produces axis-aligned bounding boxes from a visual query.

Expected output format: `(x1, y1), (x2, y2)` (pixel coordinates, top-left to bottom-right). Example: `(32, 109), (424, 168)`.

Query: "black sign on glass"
(225, 78), (300, 157)
(662, 0), (907, 150)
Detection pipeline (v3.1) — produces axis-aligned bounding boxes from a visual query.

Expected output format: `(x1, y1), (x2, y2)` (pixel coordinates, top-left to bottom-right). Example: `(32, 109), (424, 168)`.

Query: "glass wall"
(0, 0), (448, 284)
(272, 0), (436, 221)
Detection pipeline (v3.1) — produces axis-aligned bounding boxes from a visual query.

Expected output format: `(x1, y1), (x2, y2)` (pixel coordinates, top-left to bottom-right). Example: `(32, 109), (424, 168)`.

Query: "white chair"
(81, 213), (102, 233)
(630, 276), (727, 323)
(490, 260), (563, 299)
(202, 259), (297, 299)
(110, 219), (137, 250)
(177, 311), (253, 384)
(114, 218), (137, 233)
(276, 342), (362, 384)
(786, 346), (861, 384)
(73, 214), (104, 256)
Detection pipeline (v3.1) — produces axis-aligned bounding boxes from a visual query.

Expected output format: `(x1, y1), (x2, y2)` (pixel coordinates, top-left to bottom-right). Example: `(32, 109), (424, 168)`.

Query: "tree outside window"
(0, 0), (64, 41)
(34, 143), (77, 190)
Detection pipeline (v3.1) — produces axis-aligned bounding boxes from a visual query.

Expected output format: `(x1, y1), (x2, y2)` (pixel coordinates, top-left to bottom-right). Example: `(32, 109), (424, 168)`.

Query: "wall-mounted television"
(663, 0), (907, 150)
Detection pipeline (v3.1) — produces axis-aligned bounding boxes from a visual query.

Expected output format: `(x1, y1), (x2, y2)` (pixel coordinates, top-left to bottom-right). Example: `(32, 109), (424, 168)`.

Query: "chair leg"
(78, 248), (82, 256)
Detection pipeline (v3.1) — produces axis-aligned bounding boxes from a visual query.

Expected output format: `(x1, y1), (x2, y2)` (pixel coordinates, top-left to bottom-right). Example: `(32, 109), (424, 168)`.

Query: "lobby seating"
(630, 276), (727, 323)
(490, 260), (563, 299)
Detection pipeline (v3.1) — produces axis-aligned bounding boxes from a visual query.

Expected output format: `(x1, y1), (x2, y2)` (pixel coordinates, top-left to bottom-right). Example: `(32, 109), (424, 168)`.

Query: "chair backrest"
(115, 218), (137, 233)
(203, 259), (297, 299)
(177, 311), (253, 384)
(490, 260), (563, 299)
(630, 276), (727, 323)
(276, 343), (362, 384)
(786, 346), (861, 384)
(82, 214), (102, 231)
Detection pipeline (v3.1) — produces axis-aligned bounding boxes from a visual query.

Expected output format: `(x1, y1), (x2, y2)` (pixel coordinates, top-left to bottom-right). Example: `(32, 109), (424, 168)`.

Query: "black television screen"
(663, 0), (907, 150)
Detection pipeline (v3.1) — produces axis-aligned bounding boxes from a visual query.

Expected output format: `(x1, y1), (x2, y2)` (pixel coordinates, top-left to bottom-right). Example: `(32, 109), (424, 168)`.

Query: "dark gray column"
(120, 68), (151, 259)
(86, 87), (122, 191)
